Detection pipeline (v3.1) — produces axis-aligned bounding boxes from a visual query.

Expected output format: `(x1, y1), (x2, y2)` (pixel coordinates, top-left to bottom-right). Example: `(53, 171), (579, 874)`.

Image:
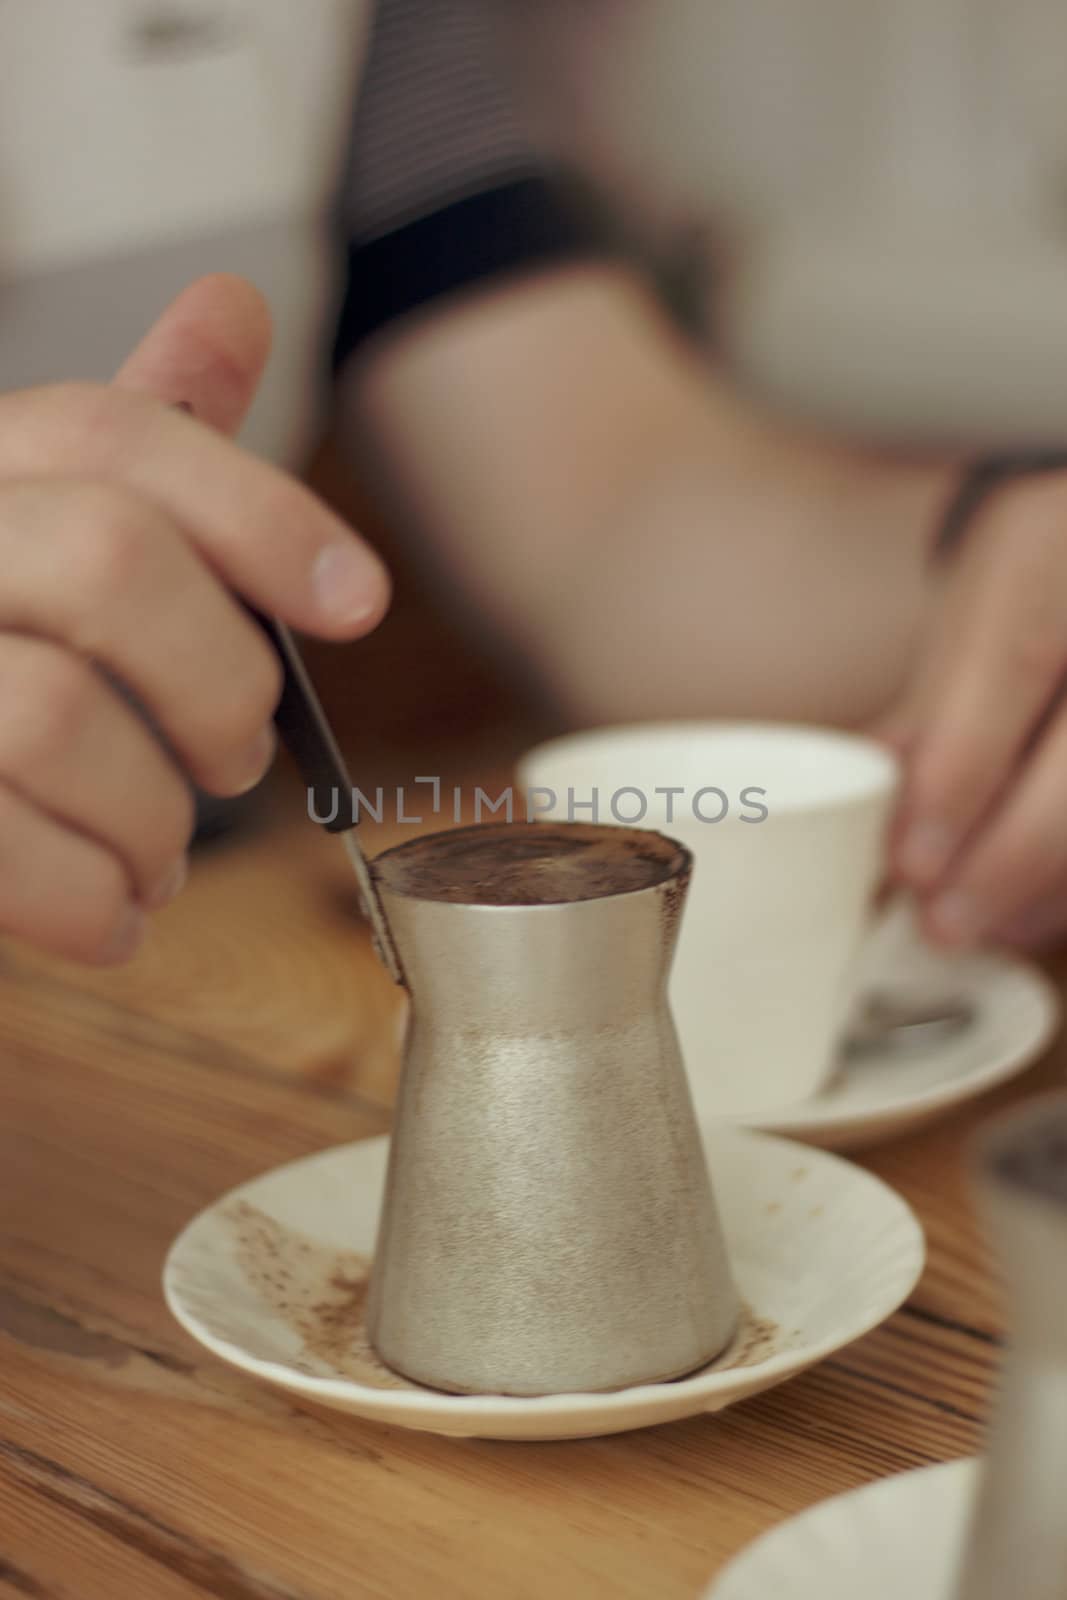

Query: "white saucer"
(724, 951), (1059, 1150)
(706, 1457), (979, 1598)
(164, 1127), (923, 1441)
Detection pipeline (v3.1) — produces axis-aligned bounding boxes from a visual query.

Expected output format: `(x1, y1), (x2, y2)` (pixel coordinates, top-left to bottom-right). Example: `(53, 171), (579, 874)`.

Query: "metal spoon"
(246, 610), (405, 987)
(842, 989), (976, 1061)
(840, 891), (977, 1061)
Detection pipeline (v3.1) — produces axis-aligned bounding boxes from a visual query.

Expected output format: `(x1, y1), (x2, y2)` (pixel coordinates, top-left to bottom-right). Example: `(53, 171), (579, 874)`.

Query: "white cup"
(517, 722), (899, 1118)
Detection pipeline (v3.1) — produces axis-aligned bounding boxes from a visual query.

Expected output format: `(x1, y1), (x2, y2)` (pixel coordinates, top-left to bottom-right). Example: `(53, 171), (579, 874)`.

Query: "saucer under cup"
(164, 1126), (923, 1441)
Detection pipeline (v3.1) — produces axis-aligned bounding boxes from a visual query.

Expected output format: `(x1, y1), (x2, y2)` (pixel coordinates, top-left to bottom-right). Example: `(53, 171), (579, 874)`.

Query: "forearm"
(346, 262), (955, 728)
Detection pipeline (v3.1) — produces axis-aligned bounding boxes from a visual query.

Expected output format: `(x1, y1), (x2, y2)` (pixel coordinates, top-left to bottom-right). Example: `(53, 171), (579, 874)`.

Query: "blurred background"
(9, 0), (1067, 821)
(0, 0), (568, 806)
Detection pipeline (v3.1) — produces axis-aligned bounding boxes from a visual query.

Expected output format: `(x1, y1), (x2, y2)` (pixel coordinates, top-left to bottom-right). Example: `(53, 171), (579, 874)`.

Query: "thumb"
(113, 273), (273, 438)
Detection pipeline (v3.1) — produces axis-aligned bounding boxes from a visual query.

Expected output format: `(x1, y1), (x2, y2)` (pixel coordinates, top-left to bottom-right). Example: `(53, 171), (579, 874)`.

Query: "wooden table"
(2, 777), (1065, 1600)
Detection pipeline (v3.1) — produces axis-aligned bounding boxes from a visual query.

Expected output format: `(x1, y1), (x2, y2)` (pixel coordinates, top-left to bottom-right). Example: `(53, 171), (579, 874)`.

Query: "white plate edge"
(163, 1127), (926, 1421)
(729, 957), (1060, 1136)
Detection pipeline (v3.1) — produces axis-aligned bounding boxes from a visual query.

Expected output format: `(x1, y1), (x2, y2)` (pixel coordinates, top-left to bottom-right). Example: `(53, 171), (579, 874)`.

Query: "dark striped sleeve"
(333, 0), (607, 366)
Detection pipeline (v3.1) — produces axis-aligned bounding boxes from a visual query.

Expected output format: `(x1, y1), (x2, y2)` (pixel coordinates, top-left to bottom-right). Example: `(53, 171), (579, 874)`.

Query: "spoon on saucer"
(841, 893), (975, 1062)
(842, 990), (976, 1060)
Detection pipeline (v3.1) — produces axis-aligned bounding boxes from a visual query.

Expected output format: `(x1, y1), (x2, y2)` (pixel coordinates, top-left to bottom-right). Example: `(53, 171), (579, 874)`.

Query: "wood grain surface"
(1, 406), (1065, 1600)
(2, 764), (1065, 1600)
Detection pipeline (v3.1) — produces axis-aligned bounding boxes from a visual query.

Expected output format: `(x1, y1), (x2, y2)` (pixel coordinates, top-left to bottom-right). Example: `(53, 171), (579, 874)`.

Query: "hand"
(882, 471), (1067, 950)
(0, 275), (389, 966)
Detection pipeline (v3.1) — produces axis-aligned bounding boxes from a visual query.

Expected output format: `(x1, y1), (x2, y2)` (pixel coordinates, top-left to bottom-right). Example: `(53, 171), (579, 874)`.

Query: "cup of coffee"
(517, 722), (899, 1118)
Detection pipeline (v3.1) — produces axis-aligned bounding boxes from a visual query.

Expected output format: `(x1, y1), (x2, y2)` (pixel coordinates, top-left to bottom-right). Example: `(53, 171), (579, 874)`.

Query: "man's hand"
(883, 473), (1067, 949)
(0, 275), (389, 966)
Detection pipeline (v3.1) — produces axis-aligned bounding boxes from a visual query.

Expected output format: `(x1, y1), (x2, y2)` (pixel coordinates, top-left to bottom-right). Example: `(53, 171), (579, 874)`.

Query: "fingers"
(920, 702), (1067, 946)
(0, 479), (283, 795)
(0, 632), (196, 906)
(113, 274), (273, 437)
(893, 478), (1067, 892)
(0, 381), (390, 640)
(0, 780), (148, 966)
(0, 276), (389, 968)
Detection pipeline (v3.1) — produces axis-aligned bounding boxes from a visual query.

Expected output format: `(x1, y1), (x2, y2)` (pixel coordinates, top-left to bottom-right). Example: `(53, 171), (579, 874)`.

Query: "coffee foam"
(371, 823), (687, 906)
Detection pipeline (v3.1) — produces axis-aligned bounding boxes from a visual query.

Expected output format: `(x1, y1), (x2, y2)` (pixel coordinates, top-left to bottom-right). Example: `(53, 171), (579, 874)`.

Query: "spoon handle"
(245, 609), (353, 834)
(245, 609), (405, 986)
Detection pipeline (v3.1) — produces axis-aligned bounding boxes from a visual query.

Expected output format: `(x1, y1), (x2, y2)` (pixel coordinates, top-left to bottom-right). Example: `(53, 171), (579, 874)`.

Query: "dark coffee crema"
(371, 823), (688, 906)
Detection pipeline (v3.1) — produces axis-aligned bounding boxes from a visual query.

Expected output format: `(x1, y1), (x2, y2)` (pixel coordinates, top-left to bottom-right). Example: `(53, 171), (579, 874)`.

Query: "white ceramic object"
(518, 723), (898, 1116)
(731, 949), (1059, 1150)
(164, 1126), (924, 1441)
(709, 1097), (1067, 1600)
(706, 1457), (979, 1599)
(950, 1094), (1067, 1600)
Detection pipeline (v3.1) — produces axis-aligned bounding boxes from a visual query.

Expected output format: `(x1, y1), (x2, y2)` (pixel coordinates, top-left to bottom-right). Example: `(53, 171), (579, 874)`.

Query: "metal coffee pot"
(365, 821), (740, 1397)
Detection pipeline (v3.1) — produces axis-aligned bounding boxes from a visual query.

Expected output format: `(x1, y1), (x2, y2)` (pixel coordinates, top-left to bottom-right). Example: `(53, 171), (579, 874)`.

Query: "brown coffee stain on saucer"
(716, 1304), (781, 1371)
(227, 1202), (415, 1390)
(227, 1202), (782, 1393)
